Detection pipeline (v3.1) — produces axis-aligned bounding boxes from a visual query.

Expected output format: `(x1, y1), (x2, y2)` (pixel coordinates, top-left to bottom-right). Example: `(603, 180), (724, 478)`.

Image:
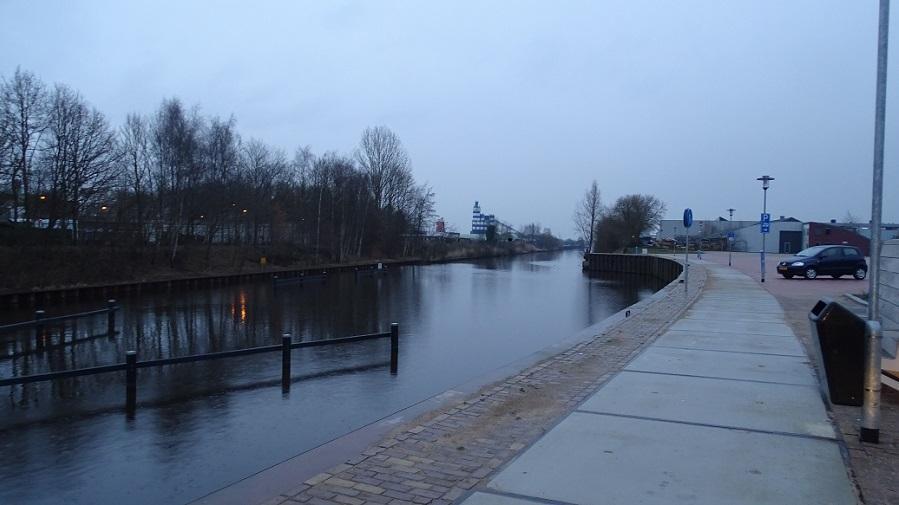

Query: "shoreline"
(0, 246), (577, 310)
(198, 256), (703, 505)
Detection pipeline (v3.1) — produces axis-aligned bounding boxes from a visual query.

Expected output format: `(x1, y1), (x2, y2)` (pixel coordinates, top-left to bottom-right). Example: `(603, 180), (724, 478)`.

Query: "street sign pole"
(683, 209), (693, 295)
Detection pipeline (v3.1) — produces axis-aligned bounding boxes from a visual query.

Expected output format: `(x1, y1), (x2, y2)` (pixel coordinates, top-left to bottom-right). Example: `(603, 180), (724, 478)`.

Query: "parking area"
(696, 250), (868, 301)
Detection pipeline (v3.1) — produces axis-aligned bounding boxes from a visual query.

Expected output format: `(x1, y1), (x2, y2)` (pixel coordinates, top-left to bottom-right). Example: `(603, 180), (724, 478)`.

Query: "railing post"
(390, 323), (399, 375)
(34, 309), (45, 344)
(282, 333), (292, 392)
(107, 299), (117, 336)
(126, 350), (137, 418)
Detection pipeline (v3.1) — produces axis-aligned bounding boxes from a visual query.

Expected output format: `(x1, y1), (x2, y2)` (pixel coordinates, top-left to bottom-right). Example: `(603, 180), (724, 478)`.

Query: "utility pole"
(727, 208), (735, 267)
(757, 176), (774, 283)
(861, 0), (890, 445)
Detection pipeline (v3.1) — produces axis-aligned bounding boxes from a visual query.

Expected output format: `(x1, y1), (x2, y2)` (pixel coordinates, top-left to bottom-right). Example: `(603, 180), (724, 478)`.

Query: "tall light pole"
(757, 176), (774, 283)
(861, 0), (890, 445)
(727, 208), (735, 267)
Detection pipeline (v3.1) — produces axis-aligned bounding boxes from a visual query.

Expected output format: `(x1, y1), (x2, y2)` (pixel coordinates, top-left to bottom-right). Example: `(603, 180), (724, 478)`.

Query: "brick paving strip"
(258, 264), (708, 505)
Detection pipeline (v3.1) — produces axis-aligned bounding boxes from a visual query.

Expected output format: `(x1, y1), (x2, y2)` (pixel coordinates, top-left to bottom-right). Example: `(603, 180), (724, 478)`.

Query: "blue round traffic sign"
(683, 208), (693, 228)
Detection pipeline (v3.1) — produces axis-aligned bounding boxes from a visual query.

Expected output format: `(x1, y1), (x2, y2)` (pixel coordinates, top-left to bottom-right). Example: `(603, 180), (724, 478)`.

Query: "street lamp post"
(727, 208), (735, 267)
(757, 176), (774, 283)
(860, 0), (890, 445)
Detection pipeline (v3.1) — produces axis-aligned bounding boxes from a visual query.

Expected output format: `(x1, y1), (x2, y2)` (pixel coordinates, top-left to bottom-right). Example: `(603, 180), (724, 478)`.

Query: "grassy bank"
(0, 240), (541, 293)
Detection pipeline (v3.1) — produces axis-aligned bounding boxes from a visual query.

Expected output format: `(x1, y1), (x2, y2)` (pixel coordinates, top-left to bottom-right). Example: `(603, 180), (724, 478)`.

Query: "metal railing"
(0, 299), (119, 339)
(272, 272), (328, 286)
(0, 322), (399, 417)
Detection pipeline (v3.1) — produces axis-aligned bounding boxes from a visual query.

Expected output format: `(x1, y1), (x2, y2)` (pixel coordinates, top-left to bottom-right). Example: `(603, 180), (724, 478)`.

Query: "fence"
(0, 299), (119, 340)
(0, 323), (399, 417)
(272, 272), (328, 286)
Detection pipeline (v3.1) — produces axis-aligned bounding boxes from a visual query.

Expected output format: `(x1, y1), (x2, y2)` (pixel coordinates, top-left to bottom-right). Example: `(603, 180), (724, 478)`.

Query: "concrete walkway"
(460, 264), (858, 505)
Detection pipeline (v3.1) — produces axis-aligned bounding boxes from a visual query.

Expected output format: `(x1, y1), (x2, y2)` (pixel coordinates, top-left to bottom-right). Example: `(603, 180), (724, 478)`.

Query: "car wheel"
(804, 268), (818, 279)
(831, 274), (842, 279)
(854, 268), (867, 280)
(782, 274), (793, 279)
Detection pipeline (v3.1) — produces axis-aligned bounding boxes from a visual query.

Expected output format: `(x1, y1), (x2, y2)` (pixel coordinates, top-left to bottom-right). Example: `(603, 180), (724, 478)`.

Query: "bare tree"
(240, 139), (286, 245)
(151, 98), (202, 265)
(355, 126), (411, 210)
(842, 210), (861, 225)
(574, 180), (601, 252)
(120, 113), (153, 242)
(1, 67), (47, 221)
(40, 84), (120, 240)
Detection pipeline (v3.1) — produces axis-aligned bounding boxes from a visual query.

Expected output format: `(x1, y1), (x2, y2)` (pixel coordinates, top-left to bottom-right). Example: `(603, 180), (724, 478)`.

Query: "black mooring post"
(107, 299), (117, 336)
(390, 323), (399, 375)
(281, 334), (291, 392)
(34, 309), (45, 343)
(125, 350), (137, 418)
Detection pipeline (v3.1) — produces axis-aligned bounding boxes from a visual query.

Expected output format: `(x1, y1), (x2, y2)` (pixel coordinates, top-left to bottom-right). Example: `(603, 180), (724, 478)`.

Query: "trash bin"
(808, 299), (866, 406)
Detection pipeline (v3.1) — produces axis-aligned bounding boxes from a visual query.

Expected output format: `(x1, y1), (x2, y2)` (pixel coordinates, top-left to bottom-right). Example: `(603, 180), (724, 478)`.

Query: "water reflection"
(0, 250), (665, 505)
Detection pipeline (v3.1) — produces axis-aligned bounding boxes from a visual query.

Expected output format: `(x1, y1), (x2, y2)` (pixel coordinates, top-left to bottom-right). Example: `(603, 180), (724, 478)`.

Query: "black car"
(777, 245), (867, 280)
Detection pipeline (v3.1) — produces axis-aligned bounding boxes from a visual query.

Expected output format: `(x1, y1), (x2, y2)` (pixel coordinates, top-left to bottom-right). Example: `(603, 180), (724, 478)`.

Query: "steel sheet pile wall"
(582, 253), (683, 283)
(881, 239), (899, 375)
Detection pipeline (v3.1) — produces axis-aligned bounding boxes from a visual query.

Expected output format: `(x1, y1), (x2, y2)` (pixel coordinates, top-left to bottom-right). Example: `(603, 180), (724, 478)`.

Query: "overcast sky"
(2, 0), (897, 237)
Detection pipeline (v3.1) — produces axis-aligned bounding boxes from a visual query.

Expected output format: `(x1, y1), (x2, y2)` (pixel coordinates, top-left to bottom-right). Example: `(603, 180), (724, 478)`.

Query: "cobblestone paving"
(258, 265), (707, 505)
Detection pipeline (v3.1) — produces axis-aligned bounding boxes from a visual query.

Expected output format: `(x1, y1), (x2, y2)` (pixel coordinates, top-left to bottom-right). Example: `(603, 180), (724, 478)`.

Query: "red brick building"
(805, 222), (870, 256)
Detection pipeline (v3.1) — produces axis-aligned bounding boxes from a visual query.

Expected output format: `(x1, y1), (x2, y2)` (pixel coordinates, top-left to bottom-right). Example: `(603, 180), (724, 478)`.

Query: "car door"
(840, 247), (862, 274)
(817, 247), (841, 274)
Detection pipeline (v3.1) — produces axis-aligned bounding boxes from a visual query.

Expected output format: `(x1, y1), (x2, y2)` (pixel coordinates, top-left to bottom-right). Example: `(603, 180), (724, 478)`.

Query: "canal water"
(0, 249), (665, 505)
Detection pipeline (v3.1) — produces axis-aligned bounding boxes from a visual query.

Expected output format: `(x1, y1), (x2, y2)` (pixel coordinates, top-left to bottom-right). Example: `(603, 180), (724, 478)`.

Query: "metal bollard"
(281, 334), (291, 392)
(390, 323), (399, 375)
(34, 309), (45, 342)
(861, 320), (882, 443)
(125, 350), (137, 417)
(107, 299), (117, 336)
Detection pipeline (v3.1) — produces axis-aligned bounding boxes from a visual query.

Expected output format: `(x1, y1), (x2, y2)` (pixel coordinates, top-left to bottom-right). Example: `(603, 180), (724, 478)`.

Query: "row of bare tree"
(574, 180), (666, 253)
(0, 68), (435, 265)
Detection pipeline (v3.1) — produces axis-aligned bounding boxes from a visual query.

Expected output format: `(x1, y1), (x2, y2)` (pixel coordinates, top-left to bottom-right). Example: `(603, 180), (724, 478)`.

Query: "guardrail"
(0, 323), (399, 418)
(0, 299), (119, 340)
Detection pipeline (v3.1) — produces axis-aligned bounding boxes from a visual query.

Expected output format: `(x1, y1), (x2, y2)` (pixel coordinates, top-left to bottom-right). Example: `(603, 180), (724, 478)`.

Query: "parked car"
(777, 245), (867, 280)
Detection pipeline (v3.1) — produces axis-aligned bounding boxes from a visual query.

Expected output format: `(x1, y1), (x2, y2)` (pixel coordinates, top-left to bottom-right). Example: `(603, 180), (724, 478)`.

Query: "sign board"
(683, 208), (693, 228)
(760, 213), (771, 234)
(727, 231), (735, 242)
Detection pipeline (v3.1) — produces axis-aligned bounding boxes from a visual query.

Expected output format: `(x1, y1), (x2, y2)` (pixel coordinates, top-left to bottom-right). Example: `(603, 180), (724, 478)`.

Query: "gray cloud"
(2, 0), (896, 236)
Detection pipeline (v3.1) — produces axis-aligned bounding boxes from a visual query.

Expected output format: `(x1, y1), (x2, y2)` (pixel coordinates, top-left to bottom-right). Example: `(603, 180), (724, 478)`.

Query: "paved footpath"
(461, 264), (859, 505)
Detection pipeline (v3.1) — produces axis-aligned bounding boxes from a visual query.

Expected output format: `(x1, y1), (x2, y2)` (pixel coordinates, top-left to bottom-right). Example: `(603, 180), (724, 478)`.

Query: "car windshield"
(796, 246), (829, 257)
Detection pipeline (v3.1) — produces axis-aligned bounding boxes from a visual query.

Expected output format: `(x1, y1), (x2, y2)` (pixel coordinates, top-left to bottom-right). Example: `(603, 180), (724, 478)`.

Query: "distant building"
(470, 201), (497, 238)
(804, 221), (872, 256)
(658, 215), (899, 255)
(435, 217), (445, 234)
(658, 216), (803, 253)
